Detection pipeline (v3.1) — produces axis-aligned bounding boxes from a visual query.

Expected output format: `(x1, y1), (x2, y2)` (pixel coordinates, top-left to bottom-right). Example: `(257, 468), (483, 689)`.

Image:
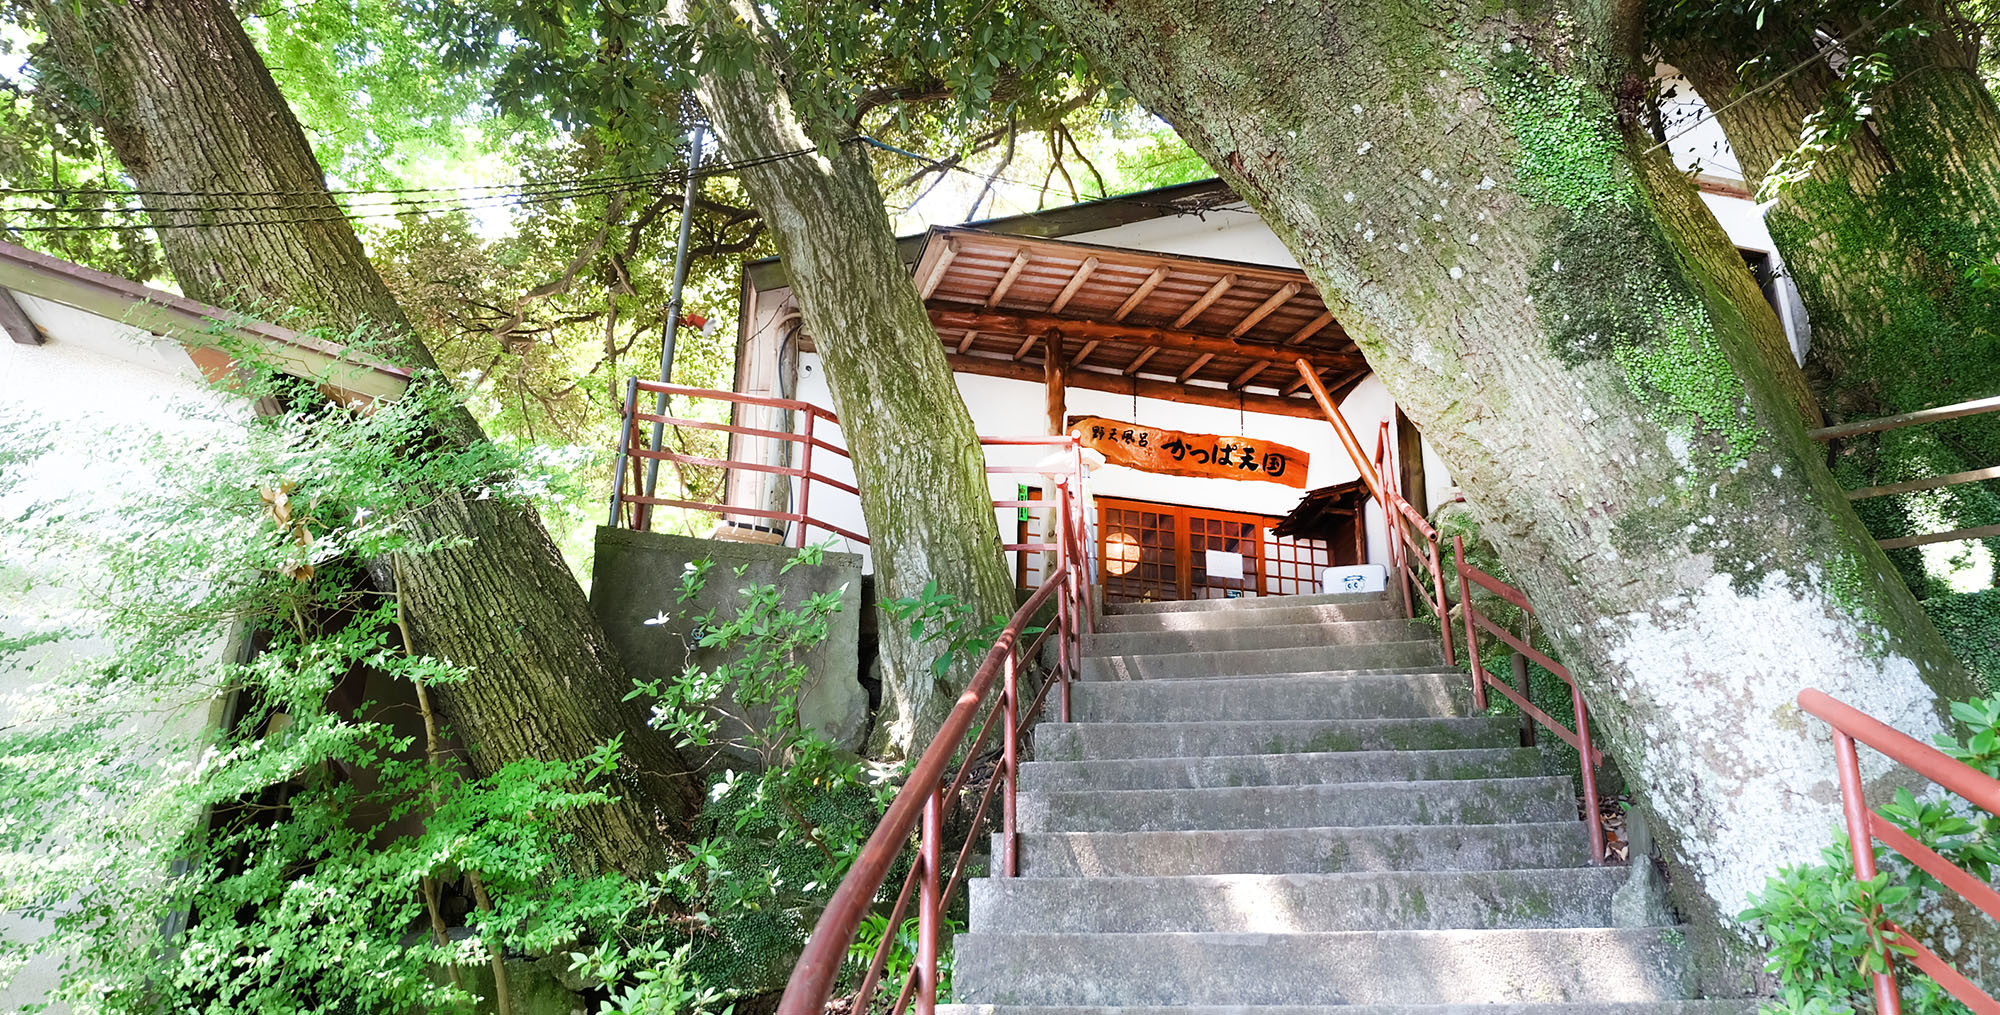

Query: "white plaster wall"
(785, 352), (1419, 578)
(1065, 209), (1301, 268)
(0, 327), (238, 1010)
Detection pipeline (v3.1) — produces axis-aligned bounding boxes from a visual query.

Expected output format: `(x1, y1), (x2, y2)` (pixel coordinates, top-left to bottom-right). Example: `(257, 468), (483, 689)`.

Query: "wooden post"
(1044, 328), (1066, 436)
(1395, 406), (1428, 517)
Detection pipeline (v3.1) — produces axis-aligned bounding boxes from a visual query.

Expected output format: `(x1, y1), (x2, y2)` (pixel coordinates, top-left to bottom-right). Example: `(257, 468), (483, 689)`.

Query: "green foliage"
(0, 352), (721, 1013)
(630, 550), (898, 997)
(884, 581), (1027, 684)
(1739, 698), (2000, 1014)
(1924, 588), (2000, 695)
(1483, 47), (1762, 467)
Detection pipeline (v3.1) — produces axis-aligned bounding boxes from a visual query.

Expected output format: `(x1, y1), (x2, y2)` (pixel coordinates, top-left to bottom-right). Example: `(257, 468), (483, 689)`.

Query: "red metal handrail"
(1797, 689), (2000, 1014)
(1452, 534), (1606, 863)
(1371, 421), (1454, 667)
(610, 378), (865, 546)
(777, 437), (1091, 1015)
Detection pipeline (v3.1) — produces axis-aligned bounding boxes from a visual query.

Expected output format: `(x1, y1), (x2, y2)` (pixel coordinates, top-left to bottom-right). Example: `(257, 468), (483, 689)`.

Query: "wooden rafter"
(1124, 347), (1160, 375)
(1285, 310), (1334, 345)
(0, 288), (42, 345)
(949, 352), (1323, 419)
(1177, 353), (1216, 383)
(918, 246), (958, 300)
(954, 329), (979, 354)
(1228, 283), (1301, 338)
(987, 251), (1033, 306)
(1113, 267), (1169, 321)
(928, 307), (1366, 372)
(1048, 256), (1098, 314)
(1013, 333), (1039, 359)
(1173, 275), (1238, 328)
(1069, 339), (1100, 369)
(1231, 362), (1268, 388)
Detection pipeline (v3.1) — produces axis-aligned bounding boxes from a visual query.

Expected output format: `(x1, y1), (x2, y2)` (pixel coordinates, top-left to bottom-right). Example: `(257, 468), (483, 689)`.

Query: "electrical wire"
(0, 141), (837, 234)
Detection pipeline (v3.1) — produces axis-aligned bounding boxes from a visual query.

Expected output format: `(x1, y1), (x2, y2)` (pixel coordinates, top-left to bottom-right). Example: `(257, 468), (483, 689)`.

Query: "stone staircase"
(942, 591), (1755, 1014)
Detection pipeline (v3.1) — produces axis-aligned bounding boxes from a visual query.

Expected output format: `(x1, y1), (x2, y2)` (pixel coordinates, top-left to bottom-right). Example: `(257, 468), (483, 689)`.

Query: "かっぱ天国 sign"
(1068, 416), (1309, 489)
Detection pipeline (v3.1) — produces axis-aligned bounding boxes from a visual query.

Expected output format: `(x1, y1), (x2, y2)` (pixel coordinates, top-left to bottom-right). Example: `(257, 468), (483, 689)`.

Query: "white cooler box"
(1319, 564), (1387, 595)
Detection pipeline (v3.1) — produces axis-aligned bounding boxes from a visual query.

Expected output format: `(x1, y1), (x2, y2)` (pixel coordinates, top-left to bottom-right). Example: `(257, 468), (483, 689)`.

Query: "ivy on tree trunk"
(1665, 11), (2000, 589)
(1028, 0), (1980, 964)
(30, 0), (701, 877)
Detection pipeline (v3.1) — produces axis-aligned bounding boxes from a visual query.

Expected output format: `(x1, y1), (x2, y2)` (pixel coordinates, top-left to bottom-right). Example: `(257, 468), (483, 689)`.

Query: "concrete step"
(1019, 747), (1543, 792)
(1085, 618), (1429, 657)
(967, 867), (1652, 934)
(940, 1004), (1762, 1015)
(1099, 600), (1404, 634)
(1103, 592), (1391, 617)
(1084, 641), (1443, 681)
(1017, 776), (1576, 833)
(1036, 717), (1522, 761)
(1003, 821), (1595, 877)
(951, 927), (1713, 1006)
(1070, 672), (1469, 723)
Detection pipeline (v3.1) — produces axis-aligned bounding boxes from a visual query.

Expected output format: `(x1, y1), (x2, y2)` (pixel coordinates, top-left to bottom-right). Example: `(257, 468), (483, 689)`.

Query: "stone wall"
(589, 527), (868, 775)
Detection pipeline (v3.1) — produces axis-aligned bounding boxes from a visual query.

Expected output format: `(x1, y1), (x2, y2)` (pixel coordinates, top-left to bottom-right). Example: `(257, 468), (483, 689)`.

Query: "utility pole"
(642, 121), (708, 506)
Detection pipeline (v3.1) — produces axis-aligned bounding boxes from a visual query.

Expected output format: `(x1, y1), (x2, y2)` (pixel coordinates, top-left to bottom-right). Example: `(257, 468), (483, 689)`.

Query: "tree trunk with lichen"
(664, 0), (1017, 756)
(1030, 0), (1978, 964)
(1665, 11), (2000, 588)
(30, 0), (701, 877)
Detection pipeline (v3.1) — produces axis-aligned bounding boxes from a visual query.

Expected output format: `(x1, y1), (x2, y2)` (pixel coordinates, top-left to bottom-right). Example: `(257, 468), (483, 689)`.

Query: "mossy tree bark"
(666, 0), (1017, 756)
(1666, 11), (2000, 587)
(31, 0), (701, 876)
(1030, 0), (1978, 956)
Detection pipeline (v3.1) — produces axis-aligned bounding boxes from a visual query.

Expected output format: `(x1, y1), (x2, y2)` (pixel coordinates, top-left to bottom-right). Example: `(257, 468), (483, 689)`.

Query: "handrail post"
(1574, 685), (1606, 865)
(918, 789), (942, 1014)
(1455, 536), (1486, 713)
(1058, 478), (1077, 723)
(1002, 650), (1020, 878)
(1429, 533), (1454, 666)
(610, 377), (639, 529)
(1833, 727), (1902, 1013)
(796, 413), (816, 548)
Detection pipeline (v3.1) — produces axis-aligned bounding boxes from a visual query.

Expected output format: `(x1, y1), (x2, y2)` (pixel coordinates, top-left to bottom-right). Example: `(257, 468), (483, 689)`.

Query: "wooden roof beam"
(986, 251), (1033, 307)
(1227, 282), (1301, 337)
(1069, 339), (1100, 369)
(948, 352), (1323, 420)
(1173, 274), (1238, 328)
(1285, 310), (1335, 345)
(929, 306), (1367, 372)
(1048, 256), (1099, 314)
(1231, 362), (1269, 389)
(1013, 333), (1039, 359)
(1113, 267), (1169, 321)
(0, 287), (42, 345)
(919, 245), (958, 299)
(955, 329), (979, 354)
(1123, 347), (1160, 375)
(1177, 353), (1216, 383)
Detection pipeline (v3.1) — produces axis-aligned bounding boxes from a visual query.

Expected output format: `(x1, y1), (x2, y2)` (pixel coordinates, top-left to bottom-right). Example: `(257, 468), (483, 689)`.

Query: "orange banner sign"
(1068, 416), (1309, 489)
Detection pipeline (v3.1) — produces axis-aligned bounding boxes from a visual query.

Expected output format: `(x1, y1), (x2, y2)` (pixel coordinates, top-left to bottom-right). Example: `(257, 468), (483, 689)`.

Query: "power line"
(1, 142), (834, 234)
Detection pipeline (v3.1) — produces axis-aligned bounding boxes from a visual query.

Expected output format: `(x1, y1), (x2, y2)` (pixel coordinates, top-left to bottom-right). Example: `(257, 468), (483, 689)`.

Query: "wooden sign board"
(1069, 415), (1309, 489)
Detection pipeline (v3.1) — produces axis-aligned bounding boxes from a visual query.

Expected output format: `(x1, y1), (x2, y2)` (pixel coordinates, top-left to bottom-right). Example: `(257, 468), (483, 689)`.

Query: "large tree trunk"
(1666, 11), (2000, 585)
(31, 0), (700, 876)
(665, 0), (1017, 755)
(1030, 0), (1978, 959)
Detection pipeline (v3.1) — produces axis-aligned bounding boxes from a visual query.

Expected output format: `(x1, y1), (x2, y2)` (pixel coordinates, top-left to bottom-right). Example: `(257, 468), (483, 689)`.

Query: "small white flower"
(1363, 228), (1377, 241)
(1450, 266), (1465, 280)
(1343, 192), (1355, 203)
(1420, 168), (1435, 182)
(1469, 233), (1480, 244)
(1357, 141), (1374, 155)
(1478, 176), (1497, 190)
